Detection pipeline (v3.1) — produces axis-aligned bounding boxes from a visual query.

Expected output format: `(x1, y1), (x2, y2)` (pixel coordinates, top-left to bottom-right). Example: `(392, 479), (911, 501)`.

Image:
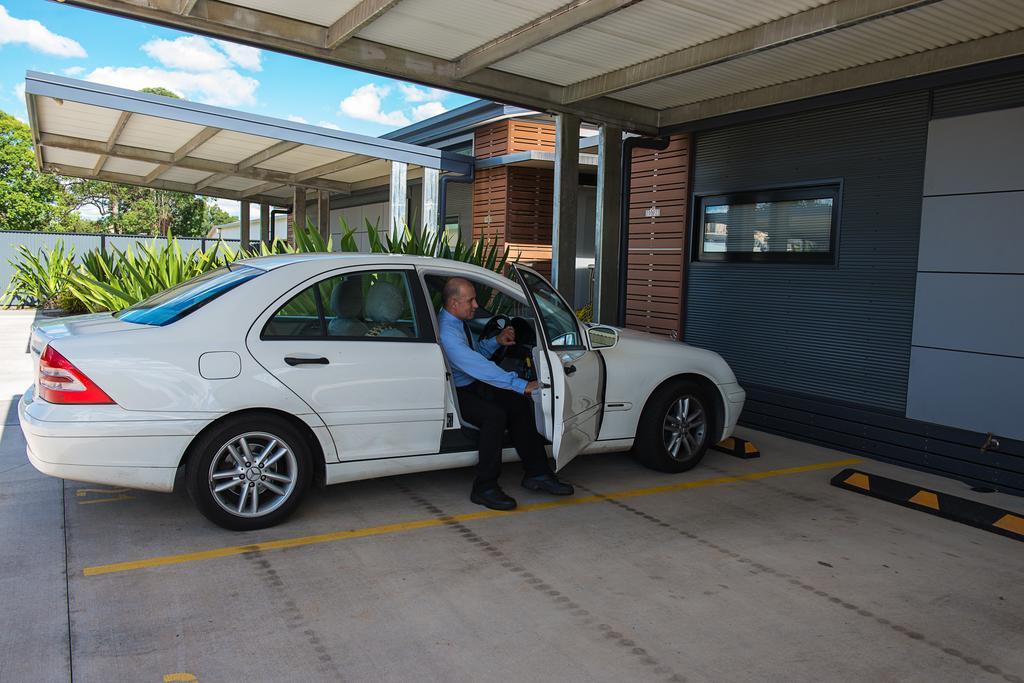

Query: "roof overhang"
(475, 151), (599, 172)
(54, 0), (1024, 135)
(25, 71), (474, 206)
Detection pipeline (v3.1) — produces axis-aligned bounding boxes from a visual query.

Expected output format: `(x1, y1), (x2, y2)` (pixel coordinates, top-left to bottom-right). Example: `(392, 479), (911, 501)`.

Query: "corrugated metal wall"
(932, 72), (1024, 119)
(685, 92), (930, 411)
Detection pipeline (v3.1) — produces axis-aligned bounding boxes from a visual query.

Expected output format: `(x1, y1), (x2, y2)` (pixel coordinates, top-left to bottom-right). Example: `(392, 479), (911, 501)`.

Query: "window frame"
(259, 267), (436, 343)
(692, 181), (843, 265)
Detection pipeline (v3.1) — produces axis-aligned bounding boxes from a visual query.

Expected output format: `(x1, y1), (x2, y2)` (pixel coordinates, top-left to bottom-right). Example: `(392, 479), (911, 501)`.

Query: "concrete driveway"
(1, 310), (1022, 683)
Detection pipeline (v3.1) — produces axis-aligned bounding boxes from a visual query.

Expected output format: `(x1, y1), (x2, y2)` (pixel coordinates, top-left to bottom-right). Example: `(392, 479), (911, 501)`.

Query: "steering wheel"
(479, 314), (513, 362)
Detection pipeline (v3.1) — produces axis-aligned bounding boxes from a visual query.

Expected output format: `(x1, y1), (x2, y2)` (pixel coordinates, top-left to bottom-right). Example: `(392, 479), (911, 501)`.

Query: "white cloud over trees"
(0, 4), (87, 58)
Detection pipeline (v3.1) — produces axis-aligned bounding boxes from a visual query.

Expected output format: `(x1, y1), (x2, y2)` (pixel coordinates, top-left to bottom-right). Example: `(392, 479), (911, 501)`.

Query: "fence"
(1, 230), (242, 303)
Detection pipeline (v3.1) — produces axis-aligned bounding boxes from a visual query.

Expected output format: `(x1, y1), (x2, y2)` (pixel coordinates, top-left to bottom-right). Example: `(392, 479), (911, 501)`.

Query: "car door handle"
(564, 364), (577, 376)
(284, 356), (329, 366)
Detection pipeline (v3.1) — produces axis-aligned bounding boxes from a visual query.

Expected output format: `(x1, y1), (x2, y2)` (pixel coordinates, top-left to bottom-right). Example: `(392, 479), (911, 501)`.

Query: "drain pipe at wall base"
(617, 135), (671, 327)
(439, 165), (475, 243)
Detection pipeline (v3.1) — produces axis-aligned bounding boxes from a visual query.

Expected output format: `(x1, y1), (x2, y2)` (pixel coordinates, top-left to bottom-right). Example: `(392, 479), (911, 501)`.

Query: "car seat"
(328, 279), (368, 337)
(364, 281), (411, 338)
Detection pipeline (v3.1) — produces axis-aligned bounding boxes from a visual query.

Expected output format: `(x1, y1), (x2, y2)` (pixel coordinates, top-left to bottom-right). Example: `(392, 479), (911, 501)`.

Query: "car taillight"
(37, 344), (115, 405)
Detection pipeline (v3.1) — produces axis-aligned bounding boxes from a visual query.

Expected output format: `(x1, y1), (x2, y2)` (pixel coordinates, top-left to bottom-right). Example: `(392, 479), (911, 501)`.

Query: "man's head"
(443, 277), (478, 321)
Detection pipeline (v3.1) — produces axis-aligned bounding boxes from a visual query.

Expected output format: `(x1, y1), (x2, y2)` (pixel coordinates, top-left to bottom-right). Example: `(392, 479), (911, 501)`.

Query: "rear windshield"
(115, 264), (263, 326)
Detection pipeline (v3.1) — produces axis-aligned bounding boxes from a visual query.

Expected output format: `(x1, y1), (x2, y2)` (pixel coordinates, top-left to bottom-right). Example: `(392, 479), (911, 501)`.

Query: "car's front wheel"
(187, 415), (311, 531)
(633, 379), (715, 473)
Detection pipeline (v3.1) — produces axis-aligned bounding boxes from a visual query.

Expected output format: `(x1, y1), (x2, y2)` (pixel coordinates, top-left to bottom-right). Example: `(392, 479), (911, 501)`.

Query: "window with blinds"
(694, 184), (841, 264)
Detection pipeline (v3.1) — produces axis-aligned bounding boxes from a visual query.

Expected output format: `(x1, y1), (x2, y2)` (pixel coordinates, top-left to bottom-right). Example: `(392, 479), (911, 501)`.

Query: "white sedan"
(20, 254), (745, 530)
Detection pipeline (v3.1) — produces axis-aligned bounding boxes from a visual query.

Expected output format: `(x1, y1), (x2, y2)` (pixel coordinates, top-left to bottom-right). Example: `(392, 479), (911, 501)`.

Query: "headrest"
(365, 281), (405, 323)
(330, 279), (362, 318)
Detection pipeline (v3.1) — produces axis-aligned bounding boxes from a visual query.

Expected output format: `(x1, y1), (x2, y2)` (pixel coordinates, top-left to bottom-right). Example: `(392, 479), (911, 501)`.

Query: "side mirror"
(587, 325), (619, 350)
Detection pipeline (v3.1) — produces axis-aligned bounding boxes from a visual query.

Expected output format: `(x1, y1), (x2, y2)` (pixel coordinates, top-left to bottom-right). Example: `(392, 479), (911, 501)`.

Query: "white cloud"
(0, 5), (87, 58)
(286, 114), (308, 123)
(411, 101), (447, 122)
(214, 40), (261, 71)
(212, 198), (238, 218)
(63, 66), (85, 76)
(13, 82), (24, 101)
(85, 66), (259, 107)
(339, 84), (409, 127)
(316, 121), (342, 130)
(142, 36), (230, 72)
(398, 83), (447, 103)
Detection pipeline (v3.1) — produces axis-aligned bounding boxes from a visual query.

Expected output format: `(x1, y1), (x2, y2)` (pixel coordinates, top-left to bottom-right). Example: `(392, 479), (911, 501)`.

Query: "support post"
(292, 186), (307, 243)
(422, 167), (440, 243)
(594, 125), (623, 324)
(317, 190), (331, 246)
(259, 203), (271, 248)
(389, 161), (408, 241)
(239, 201), (250, 252)
(552, 113), (580, 303)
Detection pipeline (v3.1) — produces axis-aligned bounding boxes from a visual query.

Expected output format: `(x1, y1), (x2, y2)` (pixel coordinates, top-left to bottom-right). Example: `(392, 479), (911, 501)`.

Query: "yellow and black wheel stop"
(831, 468), (1024, 543)
(713, 437), (760, 459)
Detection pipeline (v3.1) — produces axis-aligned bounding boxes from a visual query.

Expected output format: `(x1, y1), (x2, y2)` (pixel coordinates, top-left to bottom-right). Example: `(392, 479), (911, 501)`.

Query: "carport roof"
(25, 71), (474, 207)
(55, 0), (1024, 134)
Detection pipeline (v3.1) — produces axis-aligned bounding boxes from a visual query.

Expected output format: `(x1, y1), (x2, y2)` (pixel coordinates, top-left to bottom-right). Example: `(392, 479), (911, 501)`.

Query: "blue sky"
(0, 1), (475, 137)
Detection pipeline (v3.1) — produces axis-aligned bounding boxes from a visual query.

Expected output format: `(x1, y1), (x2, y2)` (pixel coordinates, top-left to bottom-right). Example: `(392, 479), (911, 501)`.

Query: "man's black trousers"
(456, 381), (553, 493)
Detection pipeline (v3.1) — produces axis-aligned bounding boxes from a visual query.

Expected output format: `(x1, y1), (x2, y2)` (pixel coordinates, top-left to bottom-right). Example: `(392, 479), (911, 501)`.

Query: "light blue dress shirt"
(439, 309), (528, 394)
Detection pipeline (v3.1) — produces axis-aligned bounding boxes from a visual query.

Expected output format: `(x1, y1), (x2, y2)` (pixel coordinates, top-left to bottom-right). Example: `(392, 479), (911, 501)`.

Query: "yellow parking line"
(76, 487), (131, 497)
(83, 457), (860, 577)
(78, 495), (135, 505)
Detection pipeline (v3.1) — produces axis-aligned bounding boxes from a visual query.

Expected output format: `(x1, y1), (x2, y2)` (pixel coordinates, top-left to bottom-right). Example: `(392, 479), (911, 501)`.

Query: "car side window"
(262, 286), (324, 338)
(263, 270), (426, 341)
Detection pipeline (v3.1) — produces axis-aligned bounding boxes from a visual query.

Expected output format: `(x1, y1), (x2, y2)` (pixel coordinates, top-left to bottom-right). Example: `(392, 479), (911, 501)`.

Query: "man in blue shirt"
(440, 277), (573, 510)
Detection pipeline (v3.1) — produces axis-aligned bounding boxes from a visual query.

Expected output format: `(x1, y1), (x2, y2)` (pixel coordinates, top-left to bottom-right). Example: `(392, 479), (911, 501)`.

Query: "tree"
(140, 86), (182, 99)
(0, 110), (66, 231)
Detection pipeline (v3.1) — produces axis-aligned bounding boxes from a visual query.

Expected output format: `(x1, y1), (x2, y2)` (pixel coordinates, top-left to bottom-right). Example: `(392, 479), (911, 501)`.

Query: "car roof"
(236, 252), (510, 280)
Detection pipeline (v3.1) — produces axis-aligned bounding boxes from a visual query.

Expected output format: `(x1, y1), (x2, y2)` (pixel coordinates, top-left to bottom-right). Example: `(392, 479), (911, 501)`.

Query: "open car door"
(512, 264), (604, 471)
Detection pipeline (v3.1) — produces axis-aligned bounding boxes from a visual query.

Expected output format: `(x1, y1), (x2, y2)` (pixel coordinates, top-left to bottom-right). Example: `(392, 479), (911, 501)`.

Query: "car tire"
(633, 379), (715, 473)
(186, 414), (311, 531)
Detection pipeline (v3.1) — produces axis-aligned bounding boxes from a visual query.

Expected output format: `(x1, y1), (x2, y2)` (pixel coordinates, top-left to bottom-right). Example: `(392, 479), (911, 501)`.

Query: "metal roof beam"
(178, 0), (198, 15)
(91, 110), (132, 177)
(325, 0), (402, 50)
(241, 181), (286, 197)
(564, 0), (943, 103)
(236, 140), (301, 170)
(293, 155), (373, 182)
(37, 132), (352, 195)
(456, 0), (641, 78)
(173, 125), (221, 161)
(657, 28), (1024, 128)
(46, 161), (290, 207)
(56, 0), (660, 134)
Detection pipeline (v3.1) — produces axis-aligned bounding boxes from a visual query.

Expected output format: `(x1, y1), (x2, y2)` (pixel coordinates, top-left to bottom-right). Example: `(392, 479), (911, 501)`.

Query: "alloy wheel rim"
(662, 396), (707, 461)
(208, 431), (298, 518)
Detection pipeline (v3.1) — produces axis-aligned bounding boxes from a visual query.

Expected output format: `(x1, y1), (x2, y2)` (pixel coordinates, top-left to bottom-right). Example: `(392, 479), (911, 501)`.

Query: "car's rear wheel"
(633, 379), (715, 473)
(187, 415), (311, 531)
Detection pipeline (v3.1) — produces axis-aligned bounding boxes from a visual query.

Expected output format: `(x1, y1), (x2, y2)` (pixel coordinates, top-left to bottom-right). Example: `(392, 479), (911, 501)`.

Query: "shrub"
(2, 240), (75, 308)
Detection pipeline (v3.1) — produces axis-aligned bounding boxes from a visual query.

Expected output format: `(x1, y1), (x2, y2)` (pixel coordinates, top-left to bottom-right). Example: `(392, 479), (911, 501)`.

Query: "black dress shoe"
(470, 487), (517, 511)
(521, 474), (574, 496)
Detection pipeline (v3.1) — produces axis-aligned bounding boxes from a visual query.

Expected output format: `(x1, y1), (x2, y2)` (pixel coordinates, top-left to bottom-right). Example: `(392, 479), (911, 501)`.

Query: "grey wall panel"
(907, 347), (1024, 441)
(919, 193), (1024, 274)
(444, 182), (473, 242)
(923, 106), (1024, 196)
(932, 72), (1024, 119)
(687, 92), (930, 411)
(912, 273), (1024, 357)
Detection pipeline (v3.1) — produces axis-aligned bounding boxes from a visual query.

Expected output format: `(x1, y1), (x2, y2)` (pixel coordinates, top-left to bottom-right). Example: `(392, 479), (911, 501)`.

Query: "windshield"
(517, 268), (583, 349)
(115, 264), (263, 326)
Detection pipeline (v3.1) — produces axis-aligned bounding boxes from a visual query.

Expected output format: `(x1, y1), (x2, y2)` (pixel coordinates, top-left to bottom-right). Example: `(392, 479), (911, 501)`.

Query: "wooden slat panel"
(472, 167), (507, 244)
(506, 167), (552, 246)
(474, 121), (511, 159)
(509, 120), (556, 153)
(625, 134), (690, 338)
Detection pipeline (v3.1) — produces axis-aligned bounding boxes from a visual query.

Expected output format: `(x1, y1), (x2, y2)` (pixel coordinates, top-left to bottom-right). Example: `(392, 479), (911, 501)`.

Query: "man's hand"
(496, 326), (516, 346)
(524, 380), (539, 395)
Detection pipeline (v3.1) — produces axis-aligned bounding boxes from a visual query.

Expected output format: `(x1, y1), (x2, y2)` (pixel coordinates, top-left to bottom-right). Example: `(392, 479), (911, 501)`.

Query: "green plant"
(67, 234), (236, 313)
(575, 302), (593, 323)
(3, 240), (76, 308)
(53, 286), (89, 315)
